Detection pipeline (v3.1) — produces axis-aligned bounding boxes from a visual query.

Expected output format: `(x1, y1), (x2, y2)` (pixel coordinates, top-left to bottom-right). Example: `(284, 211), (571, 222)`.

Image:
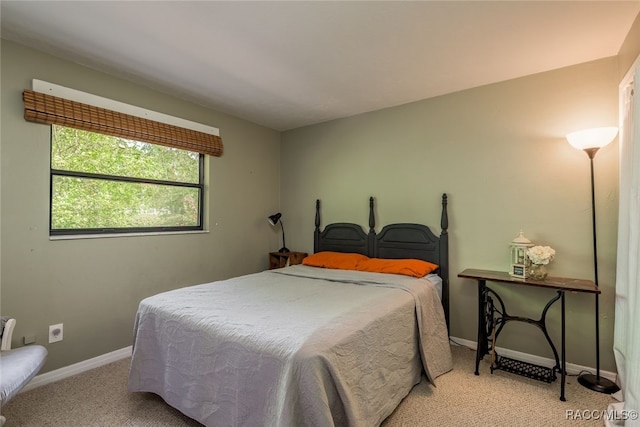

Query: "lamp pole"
(278, 219), (289, 253)
(576, 147), (620, 394)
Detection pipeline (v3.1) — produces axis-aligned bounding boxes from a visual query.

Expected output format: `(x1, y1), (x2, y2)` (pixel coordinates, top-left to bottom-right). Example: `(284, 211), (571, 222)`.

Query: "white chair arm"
(1, 318), (16, 351)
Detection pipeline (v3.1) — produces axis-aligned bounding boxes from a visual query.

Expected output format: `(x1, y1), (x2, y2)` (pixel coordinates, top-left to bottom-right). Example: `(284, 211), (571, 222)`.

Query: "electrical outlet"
(49, 323), (63, 343)
(23, 335), (36, 345)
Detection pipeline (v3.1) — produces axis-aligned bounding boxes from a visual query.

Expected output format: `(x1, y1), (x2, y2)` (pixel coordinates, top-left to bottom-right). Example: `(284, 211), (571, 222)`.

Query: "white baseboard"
(23, 346), (132, 393)
(22, 339), (619, 394)
(450, 336), (618, 383)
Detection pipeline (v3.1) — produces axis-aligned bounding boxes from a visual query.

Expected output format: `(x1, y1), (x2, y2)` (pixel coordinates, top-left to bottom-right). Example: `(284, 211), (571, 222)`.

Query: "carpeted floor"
(1, 344), (616, 426)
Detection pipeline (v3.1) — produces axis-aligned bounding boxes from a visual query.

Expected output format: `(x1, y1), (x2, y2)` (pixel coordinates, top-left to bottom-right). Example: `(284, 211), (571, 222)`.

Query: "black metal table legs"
(474, 282), (567, 401)
(475, 280), (487, 375)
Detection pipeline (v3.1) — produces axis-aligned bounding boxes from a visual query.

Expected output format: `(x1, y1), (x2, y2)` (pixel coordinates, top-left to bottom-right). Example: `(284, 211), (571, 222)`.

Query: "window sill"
(49, 230), (209, 241)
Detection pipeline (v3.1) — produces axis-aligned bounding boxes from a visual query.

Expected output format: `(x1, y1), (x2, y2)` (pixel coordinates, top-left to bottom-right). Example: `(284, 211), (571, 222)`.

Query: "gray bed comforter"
(128, 265), (452, 427)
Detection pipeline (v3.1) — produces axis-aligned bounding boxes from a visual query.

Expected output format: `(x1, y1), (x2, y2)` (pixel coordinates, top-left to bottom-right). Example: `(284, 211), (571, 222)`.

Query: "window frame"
(49, 126), (206, 236)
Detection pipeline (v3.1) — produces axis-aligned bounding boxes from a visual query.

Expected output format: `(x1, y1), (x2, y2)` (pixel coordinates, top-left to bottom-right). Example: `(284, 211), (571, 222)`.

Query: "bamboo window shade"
(23, 89), (223, 157)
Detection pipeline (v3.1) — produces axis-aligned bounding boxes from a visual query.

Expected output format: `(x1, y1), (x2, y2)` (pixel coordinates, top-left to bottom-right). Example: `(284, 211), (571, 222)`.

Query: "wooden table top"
(458, 268), (600, 294)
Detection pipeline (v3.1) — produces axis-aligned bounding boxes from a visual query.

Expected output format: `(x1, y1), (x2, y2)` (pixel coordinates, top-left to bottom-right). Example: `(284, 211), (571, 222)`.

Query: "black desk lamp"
(566, 126), (620, 394)
(268, 212), (289, 253)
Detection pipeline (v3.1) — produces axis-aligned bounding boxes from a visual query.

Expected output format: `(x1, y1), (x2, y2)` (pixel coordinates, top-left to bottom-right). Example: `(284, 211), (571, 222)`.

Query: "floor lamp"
(566, 126), (620, 394)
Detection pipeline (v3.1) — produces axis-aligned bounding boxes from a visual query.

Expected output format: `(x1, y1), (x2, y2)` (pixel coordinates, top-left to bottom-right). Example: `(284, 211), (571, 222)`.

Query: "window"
(23, 80), (223, 237)
(50, 125), (204, 235)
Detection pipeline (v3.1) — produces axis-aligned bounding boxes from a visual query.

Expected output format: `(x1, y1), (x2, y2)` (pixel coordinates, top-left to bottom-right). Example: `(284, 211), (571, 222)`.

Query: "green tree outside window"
(51, 125), (203, 234)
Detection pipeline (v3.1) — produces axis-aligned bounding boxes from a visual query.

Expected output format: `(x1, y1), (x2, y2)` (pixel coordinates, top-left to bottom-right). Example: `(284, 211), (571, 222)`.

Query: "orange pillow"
(302, 251), (369, 270)
(356, 258), (438, 278)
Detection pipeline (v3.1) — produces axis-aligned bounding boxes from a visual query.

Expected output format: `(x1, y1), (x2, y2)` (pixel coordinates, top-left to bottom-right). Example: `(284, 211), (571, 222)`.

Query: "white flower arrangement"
(527, 245), (556, 265)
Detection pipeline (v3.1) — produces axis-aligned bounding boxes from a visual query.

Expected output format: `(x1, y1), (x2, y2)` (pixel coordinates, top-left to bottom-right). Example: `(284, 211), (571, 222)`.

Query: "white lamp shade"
(566, 127), (619, 150)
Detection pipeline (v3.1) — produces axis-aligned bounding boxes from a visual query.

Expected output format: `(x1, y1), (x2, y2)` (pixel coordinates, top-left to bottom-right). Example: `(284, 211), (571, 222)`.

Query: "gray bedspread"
(128, 265), (452, 427)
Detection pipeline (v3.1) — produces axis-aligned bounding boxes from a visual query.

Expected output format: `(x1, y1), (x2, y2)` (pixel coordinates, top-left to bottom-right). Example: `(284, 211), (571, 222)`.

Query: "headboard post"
(314, 199), (320, 253)
(368, 197), (375, 256)
(441, 193), (448, 232)
(439, 193), (450, 332)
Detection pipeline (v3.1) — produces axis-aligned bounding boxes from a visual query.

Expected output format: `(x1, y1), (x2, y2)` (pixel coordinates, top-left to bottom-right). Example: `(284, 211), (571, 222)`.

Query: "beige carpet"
(1, 344), (616, 426)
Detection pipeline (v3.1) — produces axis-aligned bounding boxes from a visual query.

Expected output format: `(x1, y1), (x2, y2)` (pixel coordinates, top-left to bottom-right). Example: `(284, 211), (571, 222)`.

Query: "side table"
(269, 251), (308, 269)
(458, 268), (600, 401)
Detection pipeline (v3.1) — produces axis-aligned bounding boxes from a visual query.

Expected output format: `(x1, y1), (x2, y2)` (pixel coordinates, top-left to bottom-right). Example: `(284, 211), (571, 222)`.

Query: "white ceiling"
(2, 1), (639, 131)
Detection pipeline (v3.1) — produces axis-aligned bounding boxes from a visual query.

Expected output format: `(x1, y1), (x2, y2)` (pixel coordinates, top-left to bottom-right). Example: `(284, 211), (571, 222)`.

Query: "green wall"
(0, 40), (281, 372)
(281, 57), (622, 371)
(2, 12), (639, 375)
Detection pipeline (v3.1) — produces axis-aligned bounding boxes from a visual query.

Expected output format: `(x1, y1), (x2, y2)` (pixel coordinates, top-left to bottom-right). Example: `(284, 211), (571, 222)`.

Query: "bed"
(128, 194), (452, 427)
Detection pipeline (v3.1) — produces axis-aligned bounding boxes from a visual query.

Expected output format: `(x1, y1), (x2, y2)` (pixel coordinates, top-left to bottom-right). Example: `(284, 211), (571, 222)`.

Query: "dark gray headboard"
(313, 194), (450, 331)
